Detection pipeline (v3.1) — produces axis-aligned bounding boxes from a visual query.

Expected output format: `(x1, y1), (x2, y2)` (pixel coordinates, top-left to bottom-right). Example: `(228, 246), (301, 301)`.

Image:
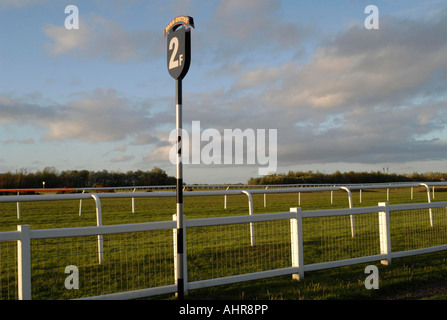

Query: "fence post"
(79, 190), (85, 216)
(17, 225), (32, 300)
(17, 191), (21, 219)
(173, 214), (188, 296)
(242, 191), (255, 246)
(264, 186), (268, 208)
(290, 208), (304, 280)
(224, 186), (229, 209)
(420, 183), (433, 227)
(378, 202), (392, 265)
(132, 188), (136, 213)
(90, 194), (104, 264)
(340, 187), (355, 238)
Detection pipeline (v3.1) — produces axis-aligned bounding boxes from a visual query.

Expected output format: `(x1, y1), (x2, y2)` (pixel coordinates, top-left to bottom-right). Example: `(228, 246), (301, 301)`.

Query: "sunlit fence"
(1, 194), (447, 299)
(0, 222), (177, 300)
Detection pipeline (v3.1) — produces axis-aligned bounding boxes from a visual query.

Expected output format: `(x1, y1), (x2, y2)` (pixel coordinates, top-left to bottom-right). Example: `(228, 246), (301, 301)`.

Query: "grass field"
(1, 186), (447, 300)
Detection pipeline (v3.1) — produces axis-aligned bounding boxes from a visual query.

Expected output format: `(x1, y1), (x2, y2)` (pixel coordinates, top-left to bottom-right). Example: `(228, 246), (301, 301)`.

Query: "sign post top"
(164, 15), (194, 38)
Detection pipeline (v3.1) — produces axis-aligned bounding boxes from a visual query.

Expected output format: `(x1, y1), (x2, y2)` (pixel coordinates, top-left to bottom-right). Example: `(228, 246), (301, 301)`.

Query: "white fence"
(6, 181), (447, 218)
(1, 187), (447, 299)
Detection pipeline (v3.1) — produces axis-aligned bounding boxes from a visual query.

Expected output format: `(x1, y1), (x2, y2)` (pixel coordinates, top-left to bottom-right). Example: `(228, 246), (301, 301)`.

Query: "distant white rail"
(3, 182), (446, 242)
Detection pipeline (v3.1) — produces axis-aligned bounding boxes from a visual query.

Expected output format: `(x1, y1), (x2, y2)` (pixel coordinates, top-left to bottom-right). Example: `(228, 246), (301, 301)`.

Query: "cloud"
(43, 23), (91, 56)
(273, 14), (447, 165)
(142, 143), (172, 164)
(177, 10), (447, 169)
(46, 89), (154, 142)
(130, 133), (162, 146)
(0, 89), (158, 143)
(43, 0), (312, 67)
(193, 0), (315, 70)
(0, 94), (56, 125)
(43, 13), (162, 62)
(110, 155), (135, 163)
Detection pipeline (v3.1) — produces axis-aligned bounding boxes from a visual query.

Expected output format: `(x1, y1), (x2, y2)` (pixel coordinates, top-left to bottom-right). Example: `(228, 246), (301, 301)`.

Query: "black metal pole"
(176, 79), (184, 299)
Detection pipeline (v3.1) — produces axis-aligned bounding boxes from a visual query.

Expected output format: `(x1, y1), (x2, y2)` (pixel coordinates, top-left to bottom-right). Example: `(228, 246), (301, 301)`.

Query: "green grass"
(1, 187), (447, 300)
(184, 251), (447, 300)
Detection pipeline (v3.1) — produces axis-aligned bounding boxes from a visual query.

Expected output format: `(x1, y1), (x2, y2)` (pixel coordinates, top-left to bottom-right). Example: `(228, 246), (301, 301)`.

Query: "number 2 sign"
(165, 16), (194, 80)
(164, 15), (194, 299)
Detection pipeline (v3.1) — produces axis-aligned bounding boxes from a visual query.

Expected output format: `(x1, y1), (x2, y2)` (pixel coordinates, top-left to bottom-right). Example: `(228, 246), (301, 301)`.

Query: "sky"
(1, 0), (447, 184)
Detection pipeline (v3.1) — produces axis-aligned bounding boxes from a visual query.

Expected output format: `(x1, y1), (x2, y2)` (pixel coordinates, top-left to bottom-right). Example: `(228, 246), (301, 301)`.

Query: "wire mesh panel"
(390, 207), (447, 252)
(30, 229), (174, 300)
(186, 220), (291, 282)
(302, 212), (381, 265)
(0, 241), (17, 300)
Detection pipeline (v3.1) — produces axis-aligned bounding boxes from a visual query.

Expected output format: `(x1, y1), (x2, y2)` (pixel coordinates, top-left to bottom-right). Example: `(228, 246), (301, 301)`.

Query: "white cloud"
(179, 10), (447, 169)
(111, 155), (134, 163)
(43, 23), (91, 56)
(43, 13), (162, 62)
(0, 89), (158, 143)
(130, 133), (162, 146)
(143, 143), (172, 164)
(45, 89), (153, 142)
(193, 0), (315, 70)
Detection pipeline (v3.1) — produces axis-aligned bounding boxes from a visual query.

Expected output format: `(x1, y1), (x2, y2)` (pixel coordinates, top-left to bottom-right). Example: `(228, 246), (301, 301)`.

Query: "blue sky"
(1, 0), (447, 184)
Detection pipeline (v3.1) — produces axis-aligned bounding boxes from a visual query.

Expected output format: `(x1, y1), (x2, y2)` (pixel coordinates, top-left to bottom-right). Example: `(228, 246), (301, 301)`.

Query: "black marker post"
(165, 15), (194, 300)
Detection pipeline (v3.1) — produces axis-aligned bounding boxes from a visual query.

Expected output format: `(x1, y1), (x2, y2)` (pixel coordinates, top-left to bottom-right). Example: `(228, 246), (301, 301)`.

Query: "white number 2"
(169, 37), (183, 70)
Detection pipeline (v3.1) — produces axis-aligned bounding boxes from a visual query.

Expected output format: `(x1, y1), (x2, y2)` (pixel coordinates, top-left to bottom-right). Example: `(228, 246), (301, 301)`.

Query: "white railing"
(4, 220), (177, 300)
(5, 181), (447, 219)
(1, 182), (435, 252)
(1, 197), (447, 299)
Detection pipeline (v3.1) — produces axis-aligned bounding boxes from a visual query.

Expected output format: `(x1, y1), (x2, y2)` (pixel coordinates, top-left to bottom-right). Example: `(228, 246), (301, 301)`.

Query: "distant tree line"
(2, 168), (447, 190)
(248, 170), (447, 185)
(0, 167), (176, 189)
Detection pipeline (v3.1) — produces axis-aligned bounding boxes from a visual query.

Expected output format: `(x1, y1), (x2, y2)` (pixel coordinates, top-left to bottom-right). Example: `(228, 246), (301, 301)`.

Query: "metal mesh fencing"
(0, 241), (17, 300)
(390, 207), (447, 252)
(30, 229), (174, 300)
(302, 212), (381, 265)
(186, 220), (291, 282)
